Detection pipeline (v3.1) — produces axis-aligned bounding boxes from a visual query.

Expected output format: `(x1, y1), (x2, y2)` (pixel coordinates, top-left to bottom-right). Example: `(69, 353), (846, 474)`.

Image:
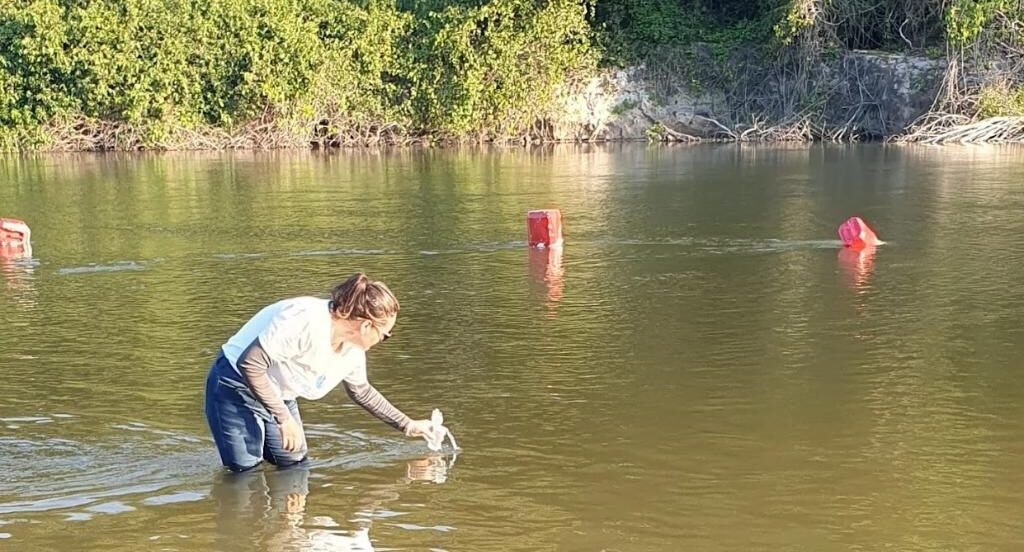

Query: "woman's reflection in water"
(211, 453), (456, 552)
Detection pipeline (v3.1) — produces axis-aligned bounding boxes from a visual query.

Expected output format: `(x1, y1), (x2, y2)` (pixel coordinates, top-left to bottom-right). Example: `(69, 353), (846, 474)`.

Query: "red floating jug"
(527, 209), (563, 248)
(0, 218), (30, 253)
(838, 216), (881, 249)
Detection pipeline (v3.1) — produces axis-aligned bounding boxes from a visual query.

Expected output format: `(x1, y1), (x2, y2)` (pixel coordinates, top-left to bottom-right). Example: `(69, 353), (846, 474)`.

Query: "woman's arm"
(237, 338), (293, 423)
(342, 380), (412, 432)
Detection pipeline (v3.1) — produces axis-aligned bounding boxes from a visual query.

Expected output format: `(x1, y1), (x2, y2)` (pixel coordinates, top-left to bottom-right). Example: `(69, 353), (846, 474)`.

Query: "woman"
(204, 272), (432, 472)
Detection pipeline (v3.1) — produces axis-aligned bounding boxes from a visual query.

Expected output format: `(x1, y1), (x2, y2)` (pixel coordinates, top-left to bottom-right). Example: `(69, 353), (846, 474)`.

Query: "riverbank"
(13, 60), (1024, 151)
(10, 49), (1024, 151)
(2, 1), (1022, 151)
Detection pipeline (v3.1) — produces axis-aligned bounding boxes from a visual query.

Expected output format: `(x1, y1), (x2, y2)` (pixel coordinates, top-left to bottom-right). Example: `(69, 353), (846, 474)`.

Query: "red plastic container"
(527, 209), (563, 248)
(0, 218), (30, 252)
(838, 216), (880, 249)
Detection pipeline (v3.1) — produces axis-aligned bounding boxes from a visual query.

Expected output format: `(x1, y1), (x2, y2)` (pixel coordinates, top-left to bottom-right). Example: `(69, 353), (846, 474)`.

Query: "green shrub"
(0, 0), (595, 149)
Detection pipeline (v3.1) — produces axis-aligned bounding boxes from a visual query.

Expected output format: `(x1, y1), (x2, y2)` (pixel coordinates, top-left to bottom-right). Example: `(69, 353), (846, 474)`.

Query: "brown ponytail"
(328, 272), (399, 323)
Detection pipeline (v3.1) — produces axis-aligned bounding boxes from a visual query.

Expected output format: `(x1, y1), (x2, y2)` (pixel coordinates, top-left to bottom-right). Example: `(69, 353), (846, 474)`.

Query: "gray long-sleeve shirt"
(236, 338), (412, 431)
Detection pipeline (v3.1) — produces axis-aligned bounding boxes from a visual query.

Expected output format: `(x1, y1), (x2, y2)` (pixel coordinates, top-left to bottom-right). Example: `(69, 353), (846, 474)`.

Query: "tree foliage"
(0, 0), (594, 148)
(0, 0), (1022, 149)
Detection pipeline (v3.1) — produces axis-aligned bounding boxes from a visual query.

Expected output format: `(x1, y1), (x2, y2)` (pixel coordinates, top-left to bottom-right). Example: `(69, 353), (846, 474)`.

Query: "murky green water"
(1, 145), (1023, 551)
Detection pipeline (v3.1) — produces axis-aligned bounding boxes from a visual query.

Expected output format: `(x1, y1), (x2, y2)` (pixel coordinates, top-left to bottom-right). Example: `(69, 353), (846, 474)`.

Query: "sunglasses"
(374, 324), (392, 342)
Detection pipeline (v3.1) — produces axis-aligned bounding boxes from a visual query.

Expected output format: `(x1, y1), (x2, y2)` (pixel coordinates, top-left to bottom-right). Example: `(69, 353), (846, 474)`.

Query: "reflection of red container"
(0, 218), (30, 253)
(528, 245), (564, 318)
(527, 209), (563, 248)
(838, 244), (877, 292)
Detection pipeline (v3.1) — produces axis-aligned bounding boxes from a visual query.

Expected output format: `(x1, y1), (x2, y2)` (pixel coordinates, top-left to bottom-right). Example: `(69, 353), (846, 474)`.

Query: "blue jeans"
(204, 353), (308, 472)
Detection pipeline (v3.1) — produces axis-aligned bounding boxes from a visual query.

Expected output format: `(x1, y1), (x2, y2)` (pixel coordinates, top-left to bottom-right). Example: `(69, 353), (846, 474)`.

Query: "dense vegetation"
(599, 0), (1024, 142)
(0, 0), (1021, 149)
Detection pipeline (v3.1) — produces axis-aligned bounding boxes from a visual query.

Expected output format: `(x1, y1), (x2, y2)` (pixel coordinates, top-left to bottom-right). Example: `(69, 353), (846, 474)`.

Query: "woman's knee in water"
(264, 447), (308, 469)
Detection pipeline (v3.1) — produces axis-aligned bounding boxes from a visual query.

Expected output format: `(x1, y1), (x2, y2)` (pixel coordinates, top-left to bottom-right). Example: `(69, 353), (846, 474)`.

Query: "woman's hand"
(403, 419), (434, 438)
(279, 416), (306, 452)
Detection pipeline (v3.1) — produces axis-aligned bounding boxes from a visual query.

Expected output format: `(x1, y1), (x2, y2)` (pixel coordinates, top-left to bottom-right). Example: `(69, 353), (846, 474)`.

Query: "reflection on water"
(2, 145), (1024, 551)
(0, 409), (458, 550)
(210, 453), (456, 552)
(0, 251), (37, 308)
(528, 246), (564, 314)
(837, 244), (878, 293)
(402, 452), (459, 484)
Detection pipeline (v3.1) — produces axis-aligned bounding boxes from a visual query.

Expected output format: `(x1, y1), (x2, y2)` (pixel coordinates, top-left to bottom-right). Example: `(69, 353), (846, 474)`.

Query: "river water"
(1, 145), (1023, 551)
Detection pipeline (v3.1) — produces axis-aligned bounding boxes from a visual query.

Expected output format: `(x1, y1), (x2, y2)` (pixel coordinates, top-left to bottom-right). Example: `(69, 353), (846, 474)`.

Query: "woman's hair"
(329, 272), (399, 323)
